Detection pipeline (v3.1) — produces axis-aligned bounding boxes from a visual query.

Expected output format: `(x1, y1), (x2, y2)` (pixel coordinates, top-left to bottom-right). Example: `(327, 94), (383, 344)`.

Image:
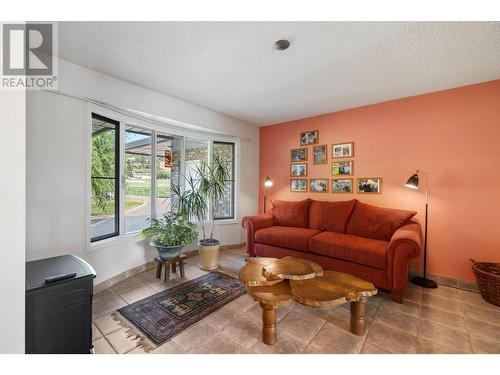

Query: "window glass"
(213, 142), (235, 220)
(125, 126), (152, 233)
(156, 133), (182, 217)
(90, 114), (119, 241)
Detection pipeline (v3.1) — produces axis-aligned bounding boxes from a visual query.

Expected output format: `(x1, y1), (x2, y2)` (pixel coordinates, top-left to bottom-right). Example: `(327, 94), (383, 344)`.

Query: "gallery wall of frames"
(290, 130), (382, 194)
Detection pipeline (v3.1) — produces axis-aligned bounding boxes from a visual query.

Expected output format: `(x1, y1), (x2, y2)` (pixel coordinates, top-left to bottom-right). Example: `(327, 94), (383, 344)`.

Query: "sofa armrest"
(241, 214), (274, 256)
(387, 223), (422, 293)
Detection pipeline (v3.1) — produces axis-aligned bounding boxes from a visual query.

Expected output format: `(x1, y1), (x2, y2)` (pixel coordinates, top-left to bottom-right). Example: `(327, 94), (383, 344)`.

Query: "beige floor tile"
(458, 290), (500, 311)
(250, 332), (306, 354)
(364, 322), (417, 354)
(419, 319), (472, 353)
(226, 293), (257, 314)
(294, 303), (335, 320)
(376, 305), (419, 336)
(417, 338), (465, 354)
(419, 305), (467, 331)
(381, 296), (420, 317)
(460, 303), (500, 326)
(106, 327), (139, 354)
(152, 340), (187, 354)
(171, 322), (218, 351)
(423, 285), (459, 299)
(93, 337), (116, 354)
(403, 287), (423, 304)
(279, 309), (325, 345)
(466, 318), (500, 342)
(422, 293), (463, 314)
(190, 332), (248, 354)
(470, 335), (500, 354)
(360, 342), (393, 354)
(126, 346), (148, 354)
(111, 276), (147, 295)
(222, 314), (262, 348)
(92, 323), (102, 340)
(92, 291), (127, 320)
(202, 301), (244, 330)
(304, 322), (363, 354)
(94, 313), (123, 336)
(118, 285), (157, 304)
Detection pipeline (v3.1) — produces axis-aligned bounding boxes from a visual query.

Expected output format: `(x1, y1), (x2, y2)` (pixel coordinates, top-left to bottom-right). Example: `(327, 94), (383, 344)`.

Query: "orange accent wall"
(259, 79), (500, 281)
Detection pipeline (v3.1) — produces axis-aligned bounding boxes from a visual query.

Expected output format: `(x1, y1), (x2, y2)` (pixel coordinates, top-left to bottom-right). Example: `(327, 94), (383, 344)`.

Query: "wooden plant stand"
(239, 256), (377, 345)
(155, 254), (186, 283)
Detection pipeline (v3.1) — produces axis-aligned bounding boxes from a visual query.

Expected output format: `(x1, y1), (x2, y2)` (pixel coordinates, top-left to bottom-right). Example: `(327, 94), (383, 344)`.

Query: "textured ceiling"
(58, 22), (500, 125)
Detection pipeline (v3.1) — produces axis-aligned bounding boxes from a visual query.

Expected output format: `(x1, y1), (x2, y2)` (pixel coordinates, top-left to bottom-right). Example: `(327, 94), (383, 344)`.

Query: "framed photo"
(331, 178), (353, 193)
(332, 160), (353, 176)
(290, 163), (307, 177)
(357, 178), (382, 194)
(332, 142), (354, 158)
(290, 179), (307, 192)
(309, 179), (329, 193)
(300, 130), (319, 146)
(291, 147), (308, 162)
(312, 144), (327, 165)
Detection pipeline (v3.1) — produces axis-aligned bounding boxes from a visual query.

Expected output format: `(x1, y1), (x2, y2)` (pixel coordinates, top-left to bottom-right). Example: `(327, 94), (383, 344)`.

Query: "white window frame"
(86, 103), (240, 252)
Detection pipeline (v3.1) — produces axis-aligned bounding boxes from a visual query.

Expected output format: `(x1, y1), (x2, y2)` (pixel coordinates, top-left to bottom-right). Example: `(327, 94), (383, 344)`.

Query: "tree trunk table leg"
(156, 262), (162, 279)
(179, 260), (185, 278)
(350, 296), (367, 335)
(260, 302), (277, 345)
(172, 263), (176, 273)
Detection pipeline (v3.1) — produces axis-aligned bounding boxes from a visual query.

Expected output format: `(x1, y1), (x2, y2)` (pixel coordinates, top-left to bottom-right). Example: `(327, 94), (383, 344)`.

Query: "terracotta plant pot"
(198, 240), (220, 271)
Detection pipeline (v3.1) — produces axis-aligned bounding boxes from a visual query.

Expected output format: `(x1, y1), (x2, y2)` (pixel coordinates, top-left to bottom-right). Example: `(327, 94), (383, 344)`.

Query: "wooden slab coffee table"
(239, 256), (377, 345)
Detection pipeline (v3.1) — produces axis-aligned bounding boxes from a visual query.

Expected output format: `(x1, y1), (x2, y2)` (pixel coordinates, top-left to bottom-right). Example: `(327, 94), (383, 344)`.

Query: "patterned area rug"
(113, 271), (246, 350)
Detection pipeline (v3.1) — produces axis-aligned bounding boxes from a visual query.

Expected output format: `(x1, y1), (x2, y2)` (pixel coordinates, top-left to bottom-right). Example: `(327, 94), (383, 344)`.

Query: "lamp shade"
(405, 173), (419, 189)
(264, 176), (273, 187)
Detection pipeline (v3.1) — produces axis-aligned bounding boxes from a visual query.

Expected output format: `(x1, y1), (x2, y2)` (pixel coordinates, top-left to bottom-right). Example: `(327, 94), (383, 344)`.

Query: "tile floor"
(92, 247), (500, 354)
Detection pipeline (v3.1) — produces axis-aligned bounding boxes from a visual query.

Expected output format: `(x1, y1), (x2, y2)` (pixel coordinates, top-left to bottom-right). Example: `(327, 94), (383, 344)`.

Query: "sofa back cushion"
(270, 199), (311, 228)
(309, 199), (357, 233)
(346, 201), (417, 241)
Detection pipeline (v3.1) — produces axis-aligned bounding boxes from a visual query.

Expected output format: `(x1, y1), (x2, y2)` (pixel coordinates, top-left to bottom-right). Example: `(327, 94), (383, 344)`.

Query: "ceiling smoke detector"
(273, 39), (290, 51)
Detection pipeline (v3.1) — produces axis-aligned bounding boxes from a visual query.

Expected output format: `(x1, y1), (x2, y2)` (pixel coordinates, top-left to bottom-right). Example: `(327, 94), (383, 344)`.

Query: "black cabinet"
(25, 255), (96, 354)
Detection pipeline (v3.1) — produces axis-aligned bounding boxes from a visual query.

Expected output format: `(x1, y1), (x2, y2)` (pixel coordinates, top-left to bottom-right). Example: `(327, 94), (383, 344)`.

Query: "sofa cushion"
(270, 199), (311, 228)
(346, 201), (417, 241)
(309, 199), (357, 233)
(309, 231), (389, 270)
(255, 226), (321, 252)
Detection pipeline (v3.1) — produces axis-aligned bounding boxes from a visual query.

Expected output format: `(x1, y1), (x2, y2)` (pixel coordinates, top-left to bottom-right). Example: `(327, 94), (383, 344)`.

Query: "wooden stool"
(155, 254), (186, 282)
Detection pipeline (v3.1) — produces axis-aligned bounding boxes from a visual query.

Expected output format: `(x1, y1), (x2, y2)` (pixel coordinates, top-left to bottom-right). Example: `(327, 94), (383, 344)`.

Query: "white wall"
(0, 89), (25, 353)
(26, 59), (259, 284)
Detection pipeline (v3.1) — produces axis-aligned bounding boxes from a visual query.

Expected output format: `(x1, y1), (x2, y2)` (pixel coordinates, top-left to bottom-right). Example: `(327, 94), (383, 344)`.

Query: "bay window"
(89, 110), (237, 245)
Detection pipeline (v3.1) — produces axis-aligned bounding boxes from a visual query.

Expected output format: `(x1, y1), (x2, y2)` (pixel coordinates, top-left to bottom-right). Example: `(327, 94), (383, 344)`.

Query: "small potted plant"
(141, 212), (198, 260)
(171, 153), (231, 270)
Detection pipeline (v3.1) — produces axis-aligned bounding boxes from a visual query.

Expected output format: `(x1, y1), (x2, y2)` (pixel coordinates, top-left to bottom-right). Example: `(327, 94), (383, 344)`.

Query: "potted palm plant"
(171, 153), (231, 270)
(141, 212), (198, 260)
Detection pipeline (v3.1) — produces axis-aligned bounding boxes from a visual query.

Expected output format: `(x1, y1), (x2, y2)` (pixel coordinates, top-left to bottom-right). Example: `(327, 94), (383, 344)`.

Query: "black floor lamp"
(263, 176), (273, 213)
(405, 170), (438, 289)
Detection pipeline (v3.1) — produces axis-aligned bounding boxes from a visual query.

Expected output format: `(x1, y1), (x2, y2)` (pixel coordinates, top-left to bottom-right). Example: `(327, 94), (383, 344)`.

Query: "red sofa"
(242, 199), (421, 303)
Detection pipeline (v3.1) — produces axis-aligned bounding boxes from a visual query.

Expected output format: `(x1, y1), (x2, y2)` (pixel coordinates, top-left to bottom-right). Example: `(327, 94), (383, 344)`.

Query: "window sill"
(213, 218), (239, 225)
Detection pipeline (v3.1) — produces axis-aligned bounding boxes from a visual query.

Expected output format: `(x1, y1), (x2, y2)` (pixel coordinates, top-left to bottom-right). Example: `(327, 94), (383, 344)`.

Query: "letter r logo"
(3, 23), (53, 76)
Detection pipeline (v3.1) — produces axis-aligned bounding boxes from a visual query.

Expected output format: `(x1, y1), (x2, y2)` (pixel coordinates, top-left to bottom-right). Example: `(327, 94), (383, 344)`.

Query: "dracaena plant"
(171, 153), (230, 245)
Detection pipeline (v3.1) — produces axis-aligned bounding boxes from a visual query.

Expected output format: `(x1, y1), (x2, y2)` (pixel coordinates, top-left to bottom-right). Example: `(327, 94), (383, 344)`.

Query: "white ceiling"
(58, 22), (500, 126)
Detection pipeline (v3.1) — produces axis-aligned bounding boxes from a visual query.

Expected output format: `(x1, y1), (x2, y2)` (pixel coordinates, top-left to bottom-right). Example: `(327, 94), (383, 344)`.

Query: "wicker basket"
(470, 259), (500, 307)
